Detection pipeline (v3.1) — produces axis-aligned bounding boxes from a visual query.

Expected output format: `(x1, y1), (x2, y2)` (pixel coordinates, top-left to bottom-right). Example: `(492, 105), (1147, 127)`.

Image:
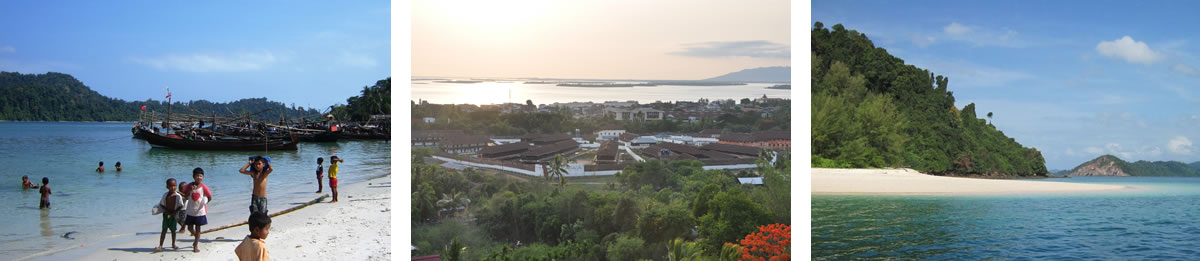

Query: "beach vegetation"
(811, 22), (1049, 177)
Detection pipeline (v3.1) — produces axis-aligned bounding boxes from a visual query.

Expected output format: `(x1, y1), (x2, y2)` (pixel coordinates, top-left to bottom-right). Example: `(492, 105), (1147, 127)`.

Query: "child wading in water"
(328, 156), (343, 203)
(22, 175), (39, 189)
(315, 157), (324, 193)
(115, 161), (123, 172)
(96, 161), (104, 172)
(156, 178), (185, 252)
(183, 168), (213, 252)
(38, 177), (51, 209)
(234, 212), (272, 261)
(239, 156), (273, 215)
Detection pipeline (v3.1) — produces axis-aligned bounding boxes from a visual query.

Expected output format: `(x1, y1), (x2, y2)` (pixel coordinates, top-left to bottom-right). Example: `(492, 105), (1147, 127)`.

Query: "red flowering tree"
(737, 223), (790, 261)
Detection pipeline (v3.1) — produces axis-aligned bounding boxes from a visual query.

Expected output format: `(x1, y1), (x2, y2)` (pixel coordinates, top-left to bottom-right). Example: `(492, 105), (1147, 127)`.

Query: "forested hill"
(1067, 154), (1200, 177)
(0, 71), (325, 121)
(811, 22), (1048, 177)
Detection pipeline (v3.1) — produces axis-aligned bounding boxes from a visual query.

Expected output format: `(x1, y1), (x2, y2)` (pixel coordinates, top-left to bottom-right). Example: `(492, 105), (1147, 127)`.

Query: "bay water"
(410, 80), (791, 104)
(813, 177), (1200, 260)
(0, 122), (390, 259)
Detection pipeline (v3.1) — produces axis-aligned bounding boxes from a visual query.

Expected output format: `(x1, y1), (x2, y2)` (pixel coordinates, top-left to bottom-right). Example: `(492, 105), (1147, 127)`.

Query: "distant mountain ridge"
(1067, 154), (1200, 177)
(0, 71), (322, 121)
(704, 66), (790, 83)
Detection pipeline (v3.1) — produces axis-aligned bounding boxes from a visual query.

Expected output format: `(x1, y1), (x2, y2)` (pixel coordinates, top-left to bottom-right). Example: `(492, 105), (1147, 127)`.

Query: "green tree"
(548, 154), (569, 191)
(666, 238), (702, 261)
(443, 237), (466, 261)
(698, 189), (770, 252)
(606, 235), (647, 261)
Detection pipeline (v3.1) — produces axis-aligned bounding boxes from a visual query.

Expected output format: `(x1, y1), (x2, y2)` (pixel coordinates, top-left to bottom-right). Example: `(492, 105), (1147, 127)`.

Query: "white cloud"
(0, 46), (14, 53)
(1065, 148), (1077, 156)
(337, 52), (378, 68)
(1142, 146), (1163, 157)
(1096, 36), (1162, 64)
(1105, 142), (1133, 159)
(908, 58), (1034, 88)
(910, 34), (937, 48)
(1168, 136), (1193, 154)
(1172, 64), (1200, 77)
(131, 51), (278, 72)
(1084, 146), (1105, 155)
(944, 22), (970, 35)
(939, 23), (1024, 48)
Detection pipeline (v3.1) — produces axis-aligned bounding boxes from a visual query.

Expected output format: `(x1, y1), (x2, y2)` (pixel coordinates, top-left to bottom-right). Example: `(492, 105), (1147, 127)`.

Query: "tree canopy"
(0, 71), (388, 122)
(811, 22), (1048, 177)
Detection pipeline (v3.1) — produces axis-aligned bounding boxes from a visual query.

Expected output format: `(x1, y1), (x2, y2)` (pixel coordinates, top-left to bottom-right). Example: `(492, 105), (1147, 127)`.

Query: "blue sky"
(0, 1), (389, 111)
(814, 1), (1200, 169)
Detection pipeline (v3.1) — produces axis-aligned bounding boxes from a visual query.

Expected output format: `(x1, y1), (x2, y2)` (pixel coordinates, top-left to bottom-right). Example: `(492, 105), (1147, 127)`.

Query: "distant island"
(1064, 154), (1200, 177)
(0, 71), (388, 122)
(557, 82), (645, 87)
(434, 80), (483, 84)
(767, 84), (790, 89)
(706, 66), (790, 83)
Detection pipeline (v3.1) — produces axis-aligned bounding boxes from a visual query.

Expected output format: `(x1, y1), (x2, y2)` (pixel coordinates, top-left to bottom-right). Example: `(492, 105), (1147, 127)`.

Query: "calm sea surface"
(813, 177), (1200, 260)
(0, 122), (390, 259)
(410, 80), (791, 104)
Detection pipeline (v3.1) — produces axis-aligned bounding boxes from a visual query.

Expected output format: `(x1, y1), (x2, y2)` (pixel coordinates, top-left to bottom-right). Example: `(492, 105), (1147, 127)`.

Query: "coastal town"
(411, 96), (790, 181)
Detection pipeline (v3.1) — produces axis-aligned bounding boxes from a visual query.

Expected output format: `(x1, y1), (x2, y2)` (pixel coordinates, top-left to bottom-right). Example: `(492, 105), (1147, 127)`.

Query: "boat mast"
(165, 87), (172, 132)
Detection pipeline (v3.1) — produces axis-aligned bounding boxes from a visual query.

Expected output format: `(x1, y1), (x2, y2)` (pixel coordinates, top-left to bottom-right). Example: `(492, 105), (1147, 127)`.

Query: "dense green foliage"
(411, 148), (790, 260)
(1070, 154), (1200, 176)
(411, 99), (789, 136)
(811, 22), (1048, 177)
(328, 78), (391, 122)
(0, 71), (345, 121)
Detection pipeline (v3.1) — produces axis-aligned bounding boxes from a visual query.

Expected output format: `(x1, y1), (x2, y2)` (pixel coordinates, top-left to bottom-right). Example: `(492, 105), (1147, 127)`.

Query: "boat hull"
(133, 127), (298, 151)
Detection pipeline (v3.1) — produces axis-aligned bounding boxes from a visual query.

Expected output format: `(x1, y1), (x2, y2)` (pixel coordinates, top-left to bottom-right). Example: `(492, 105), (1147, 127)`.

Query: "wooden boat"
(297, 130), (339, 142)
(335, 131), (390, 140)
(132, 125), (299, 151)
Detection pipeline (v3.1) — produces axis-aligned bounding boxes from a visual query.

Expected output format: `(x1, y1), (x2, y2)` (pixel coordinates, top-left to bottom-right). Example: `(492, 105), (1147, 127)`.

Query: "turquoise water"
(812, 177), (1200, 260)
(0, 122), (390, 259)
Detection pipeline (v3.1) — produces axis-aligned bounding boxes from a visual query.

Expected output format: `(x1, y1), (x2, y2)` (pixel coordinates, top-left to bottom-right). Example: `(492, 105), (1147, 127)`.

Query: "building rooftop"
(480, 142), (533, 155)
(701, 143), (762, 157)
(718, 131), (790, 143)
(521, 140), (580, 157)
(439, 135), (491, 147)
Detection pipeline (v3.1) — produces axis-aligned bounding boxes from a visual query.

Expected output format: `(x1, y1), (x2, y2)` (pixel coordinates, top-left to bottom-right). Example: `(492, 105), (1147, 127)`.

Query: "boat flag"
(141, 105), (146, 110)
(165, 87), (171, 99)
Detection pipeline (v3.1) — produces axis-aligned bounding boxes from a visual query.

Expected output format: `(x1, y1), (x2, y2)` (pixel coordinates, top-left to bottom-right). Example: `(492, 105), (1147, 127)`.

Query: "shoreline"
(812, 168), (1130, 195)
(23, 175), (391, 261)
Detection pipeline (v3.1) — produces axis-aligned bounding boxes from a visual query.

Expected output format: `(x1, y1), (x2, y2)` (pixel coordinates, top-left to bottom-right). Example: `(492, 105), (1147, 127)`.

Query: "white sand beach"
(812, 168), (1129, 194)
(28, 175), (391, 261)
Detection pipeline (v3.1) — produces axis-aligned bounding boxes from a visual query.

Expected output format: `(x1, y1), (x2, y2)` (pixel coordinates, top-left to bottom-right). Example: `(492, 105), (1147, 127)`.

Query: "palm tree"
(548, 154), (569, 190)
(757, 148), (776, 170)
(666, 238), (702, 261)
(437, 190), (471, 217)
(412, 184), (438, 223)
(718, 243), (743, 261)
(443, 237), (466, 261)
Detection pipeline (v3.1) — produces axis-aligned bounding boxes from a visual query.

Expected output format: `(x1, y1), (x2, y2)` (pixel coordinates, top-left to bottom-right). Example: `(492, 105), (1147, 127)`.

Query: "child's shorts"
(185, 215), (208, 226)
(162, 215), (177, 232)
(329, 177), (338, 188)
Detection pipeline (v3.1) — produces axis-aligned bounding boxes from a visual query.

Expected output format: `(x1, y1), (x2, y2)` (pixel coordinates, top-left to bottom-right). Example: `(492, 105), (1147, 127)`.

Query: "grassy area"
(565, 174), (618, 184)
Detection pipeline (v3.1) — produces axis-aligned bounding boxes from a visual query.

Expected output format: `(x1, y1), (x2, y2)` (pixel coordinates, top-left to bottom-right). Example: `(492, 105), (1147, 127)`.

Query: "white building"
(595, 125), (626, 140)
(423, 117), (436, 123)
(605, 107), (664, 121)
